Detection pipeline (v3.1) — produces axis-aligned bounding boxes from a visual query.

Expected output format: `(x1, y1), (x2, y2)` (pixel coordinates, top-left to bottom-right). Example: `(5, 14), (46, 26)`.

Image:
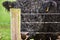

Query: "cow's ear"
(2, 1), (12, 11)
(2, 1), (8, 6)
(2, 1), (12, 7)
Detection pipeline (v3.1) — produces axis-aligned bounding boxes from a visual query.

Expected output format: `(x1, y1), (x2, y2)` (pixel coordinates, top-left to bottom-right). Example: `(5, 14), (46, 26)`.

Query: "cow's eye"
(9, 5), (11, 7)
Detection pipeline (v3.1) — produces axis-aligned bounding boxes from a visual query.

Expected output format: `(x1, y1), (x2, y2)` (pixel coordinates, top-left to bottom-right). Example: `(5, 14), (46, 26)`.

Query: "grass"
(0, 0), (17, 39)
(0, 0), (11, 40)
(0, 26), (11, 40)
(0, 0), (10, 23)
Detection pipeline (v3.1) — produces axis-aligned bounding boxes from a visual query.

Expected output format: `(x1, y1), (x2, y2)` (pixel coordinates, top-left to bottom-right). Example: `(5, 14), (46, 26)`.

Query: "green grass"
(0, 0), (17, 39)
(0, 26), (11, 40)
(0, 0), (10, 23)
(0, 0), (11, 40)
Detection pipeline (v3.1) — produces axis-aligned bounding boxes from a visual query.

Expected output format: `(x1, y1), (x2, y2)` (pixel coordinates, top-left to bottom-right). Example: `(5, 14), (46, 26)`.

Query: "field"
(0, 0), (11, 40)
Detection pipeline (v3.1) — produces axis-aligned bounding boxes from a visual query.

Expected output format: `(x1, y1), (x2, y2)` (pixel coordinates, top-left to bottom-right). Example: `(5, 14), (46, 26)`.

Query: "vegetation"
(0, 0), (11, 40)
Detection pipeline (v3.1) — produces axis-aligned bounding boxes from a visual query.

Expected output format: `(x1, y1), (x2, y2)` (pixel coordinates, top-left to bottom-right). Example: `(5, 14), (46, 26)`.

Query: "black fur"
(2, 0), (60, 40)
(2, 1), (16, 11)
(2, 0), (57, 13)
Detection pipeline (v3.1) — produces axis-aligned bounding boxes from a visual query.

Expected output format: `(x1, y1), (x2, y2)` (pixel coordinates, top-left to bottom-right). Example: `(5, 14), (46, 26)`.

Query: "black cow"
(2, 0), (60, 40)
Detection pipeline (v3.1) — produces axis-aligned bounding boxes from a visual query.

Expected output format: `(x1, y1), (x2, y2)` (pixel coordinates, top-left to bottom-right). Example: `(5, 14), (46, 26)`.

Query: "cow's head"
(2, 1), (16, 11)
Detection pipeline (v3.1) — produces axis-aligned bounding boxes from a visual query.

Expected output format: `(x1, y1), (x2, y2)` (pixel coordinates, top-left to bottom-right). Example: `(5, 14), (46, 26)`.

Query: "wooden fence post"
(10, 8), (21, 40)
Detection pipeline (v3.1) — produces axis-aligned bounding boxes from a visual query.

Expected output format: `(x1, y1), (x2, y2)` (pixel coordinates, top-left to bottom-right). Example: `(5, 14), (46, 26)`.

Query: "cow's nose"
(26, 32), (29, 35)
(21, 32), (29, 40)
(21, 34), (26, 40)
